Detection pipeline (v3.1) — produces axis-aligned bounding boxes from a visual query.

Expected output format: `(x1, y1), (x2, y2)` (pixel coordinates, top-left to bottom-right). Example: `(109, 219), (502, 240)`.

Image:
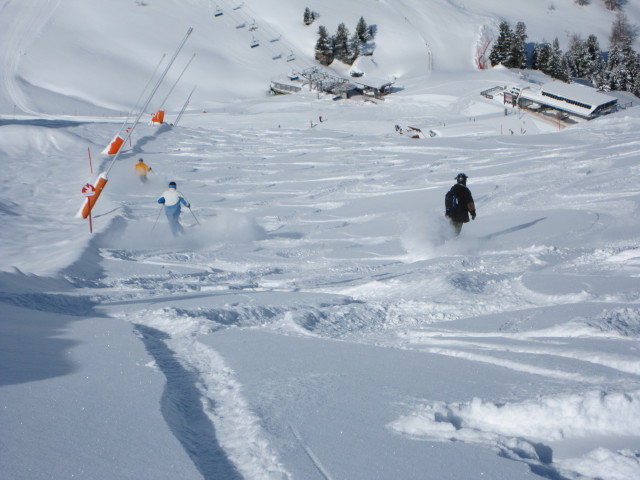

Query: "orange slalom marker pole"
(102, 135), (125, 155)
(151, 109), (165, 124)
(79, 173), (108, 219)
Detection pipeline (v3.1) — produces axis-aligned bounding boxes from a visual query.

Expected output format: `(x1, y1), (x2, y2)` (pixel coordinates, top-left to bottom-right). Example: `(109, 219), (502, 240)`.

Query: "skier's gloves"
(471, 211), (476, 220)
(186, 203), (191, 208)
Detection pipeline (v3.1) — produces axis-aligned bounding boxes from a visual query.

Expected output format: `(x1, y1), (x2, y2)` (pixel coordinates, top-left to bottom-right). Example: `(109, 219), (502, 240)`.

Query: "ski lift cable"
(158, 52), (196, 109)
(106, 27), (194, 176)
(115, 53), (167, 138)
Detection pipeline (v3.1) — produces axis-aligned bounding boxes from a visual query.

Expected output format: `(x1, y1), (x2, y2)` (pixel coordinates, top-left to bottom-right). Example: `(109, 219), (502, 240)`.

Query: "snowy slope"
(2, 1), (640, 479)
(0, 0), (633, 114)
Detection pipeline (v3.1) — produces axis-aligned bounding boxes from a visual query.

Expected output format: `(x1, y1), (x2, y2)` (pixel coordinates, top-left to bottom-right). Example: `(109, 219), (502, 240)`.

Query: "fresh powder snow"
(1, 1), (640, 479)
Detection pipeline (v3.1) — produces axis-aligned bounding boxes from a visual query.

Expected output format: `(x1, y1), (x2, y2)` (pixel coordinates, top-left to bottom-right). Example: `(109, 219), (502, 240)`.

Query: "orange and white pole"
(78, 28), (193, 222)
(80, 183), (97, 231)
(78, 173), (108, 220)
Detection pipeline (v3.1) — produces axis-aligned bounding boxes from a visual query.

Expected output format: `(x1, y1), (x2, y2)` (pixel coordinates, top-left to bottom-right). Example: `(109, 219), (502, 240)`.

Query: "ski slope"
(2, 1), (640, 479)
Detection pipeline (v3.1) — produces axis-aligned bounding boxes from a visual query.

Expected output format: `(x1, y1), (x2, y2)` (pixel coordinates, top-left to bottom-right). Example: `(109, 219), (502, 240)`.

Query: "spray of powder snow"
(399, 210), (482, 261)
(96, 209), (266, 251)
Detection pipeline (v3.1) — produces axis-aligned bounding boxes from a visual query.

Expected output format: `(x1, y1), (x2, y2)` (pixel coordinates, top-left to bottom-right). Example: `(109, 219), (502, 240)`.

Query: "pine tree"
(585, 34), (604, 81)
(531, 43), (539, 70)
(605, 42), (636, 91)
(605, 12), (639, 92)
(355, 17), (369, 44)
(609, 11), (636, 47)
(304, 7), (313, 25)
(565, 34), (591, 78)
(315, 25), (333, 66)
(633, 54), (640, 96)
(574, 0), (590, 5)
(506, 21), (527, 68)
(534, 42), (553, 73)
(349, 32), (361, 65)
(603, 0), (623, 11)
(333, 23), (352, 63)
(489, 21), (513, 66)
(547, 38), (570, 82)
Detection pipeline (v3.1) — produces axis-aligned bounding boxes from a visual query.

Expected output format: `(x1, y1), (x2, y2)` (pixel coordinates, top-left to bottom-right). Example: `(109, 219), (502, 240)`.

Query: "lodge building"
(515, 81), (618, 120)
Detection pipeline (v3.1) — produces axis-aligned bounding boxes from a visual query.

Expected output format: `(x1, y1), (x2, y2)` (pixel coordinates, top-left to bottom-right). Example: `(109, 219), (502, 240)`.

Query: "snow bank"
(390, 390), (640, 478)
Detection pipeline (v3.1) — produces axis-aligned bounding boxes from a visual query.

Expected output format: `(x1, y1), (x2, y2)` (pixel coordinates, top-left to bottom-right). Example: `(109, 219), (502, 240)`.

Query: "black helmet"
(455, 173), (468, 185)
(168, 181), (177, 188)
(138, 158), (144, 162)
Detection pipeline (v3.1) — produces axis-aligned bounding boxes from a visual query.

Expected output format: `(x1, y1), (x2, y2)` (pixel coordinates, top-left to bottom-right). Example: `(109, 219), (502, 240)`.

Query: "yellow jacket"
(134, 161), (151, 175)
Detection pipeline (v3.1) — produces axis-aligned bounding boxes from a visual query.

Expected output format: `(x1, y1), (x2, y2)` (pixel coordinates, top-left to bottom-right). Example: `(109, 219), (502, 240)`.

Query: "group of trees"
(574, 0), (625, 10)
(312, 16), (375, 66)
(303, 8), (319, 26)
(489, 12), (640, 96)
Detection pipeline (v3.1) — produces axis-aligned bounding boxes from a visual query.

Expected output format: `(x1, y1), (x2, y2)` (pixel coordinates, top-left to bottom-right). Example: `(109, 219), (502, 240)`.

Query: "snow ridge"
(128, 309), (291, 480)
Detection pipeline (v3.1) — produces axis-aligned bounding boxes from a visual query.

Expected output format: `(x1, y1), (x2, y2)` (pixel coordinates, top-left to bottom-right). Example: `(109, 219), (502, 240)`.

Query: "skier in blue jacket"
(157, 181), (190, 236)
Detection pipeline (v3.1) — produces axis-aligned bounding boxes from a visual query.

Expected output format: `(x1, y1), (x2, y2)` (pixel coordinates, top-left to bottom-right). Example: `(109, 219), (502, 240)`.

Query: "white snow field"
(1, 1), (640, 479)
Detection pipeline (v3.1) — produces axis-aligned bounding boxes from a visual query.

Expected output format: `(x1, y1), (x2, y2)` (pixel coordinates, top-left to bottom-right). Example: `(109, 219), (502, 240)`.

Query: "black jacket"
(446, 183), (474, 223)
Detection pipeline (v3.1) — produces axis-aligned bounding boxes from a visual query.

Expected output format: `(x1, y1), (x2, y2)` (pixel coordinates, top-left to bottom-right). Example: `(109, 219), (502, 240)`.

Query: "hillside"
(1, 0), (636, 115)
(1, 1), (640, 480)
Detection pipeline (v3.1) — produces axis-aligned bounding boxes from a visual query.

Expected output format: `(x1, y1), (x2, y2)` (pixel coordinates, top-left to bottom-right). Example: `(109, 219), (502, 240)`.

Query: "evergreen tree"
(585, 34), (604, 81)
(489, 21), (513, 66)
(547, 38), (570, 81)
(565, 34), (591, 78)
(574, 0), (591, 5)
(633, 53), (640, 96)
(506, 21), (527, 68)
(355, 16), (369, 44)
(315, 25), (333, 66)
(603, 0), (623, 11)
(609, 11), (637, 47)
(304, 7), (313, 25)
(333, 23), (352, 63)
(605, 41), (637, 91)
(534, 42), (553, 73)
(531, 43), (539, 70)
(349, 32), (361, 65)
(605, 12), (639, 92)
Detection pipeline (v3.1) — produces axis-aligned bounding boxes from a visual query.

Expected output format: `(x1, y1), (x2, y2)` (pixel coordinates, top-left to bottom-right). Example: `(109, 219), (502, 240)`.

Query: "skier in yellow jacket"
(134, 158), (152, 182)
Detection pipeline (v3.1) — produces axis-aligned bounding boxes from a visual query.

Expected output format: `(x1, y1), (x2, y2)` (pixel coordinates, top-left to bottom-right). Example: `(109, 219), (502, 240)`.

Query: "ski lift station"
(514, 81), (618, 120)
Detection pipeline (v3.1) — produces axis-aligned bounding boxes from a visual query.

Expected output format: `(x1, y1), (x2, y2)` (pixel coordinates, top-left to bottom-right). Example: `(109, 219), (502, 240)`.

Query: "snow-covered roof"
(542, 81), (617, 107)
(519, 81), (618, 118)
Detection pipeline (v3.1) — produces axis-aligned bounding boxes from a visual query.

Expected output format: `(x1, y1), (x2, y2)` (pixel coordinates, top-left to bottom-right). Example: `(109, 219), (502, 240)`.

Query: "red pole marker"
(81, 183), (96, 232)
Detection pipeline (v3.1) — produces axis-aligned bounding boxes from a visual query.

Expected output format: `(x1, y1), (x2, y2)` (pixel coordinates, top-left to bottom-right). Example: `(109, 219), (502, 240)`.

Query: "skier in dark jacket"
(445, 173), (476, 236)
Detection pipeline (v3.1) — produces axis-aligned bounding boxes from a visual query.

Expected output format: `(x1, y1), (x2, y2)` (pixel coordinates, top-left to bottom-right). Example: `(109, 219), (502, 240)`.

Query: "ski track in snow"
(0, 0), (61, 116)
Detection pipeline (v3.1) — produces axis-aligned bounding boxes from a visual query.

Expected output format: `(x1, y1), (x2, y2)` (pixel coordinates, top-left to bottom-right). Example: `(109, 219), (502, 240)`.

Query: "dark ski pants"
(449, 219), (463, 236)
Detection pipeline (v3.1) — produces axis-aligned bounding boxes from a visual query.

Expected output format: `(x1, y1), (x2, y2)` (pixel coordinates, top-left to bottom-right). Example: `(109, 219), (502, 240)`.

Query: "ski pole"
(188, 206), (200, 225)
(151, 205), (163, 231)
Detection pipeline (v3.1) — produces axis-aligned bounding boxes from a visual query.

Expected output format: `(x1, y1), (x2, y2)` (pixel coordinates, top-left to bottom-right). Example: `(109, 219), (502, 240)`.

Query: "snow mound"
(390, 390), (640, 479)
(588, 308), (640, 338)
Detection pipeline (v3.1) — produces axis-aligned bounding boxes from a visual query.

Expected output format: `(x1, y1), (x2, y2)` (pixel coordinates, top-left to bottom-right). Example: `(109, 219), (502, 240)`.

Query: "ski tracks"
(124, 309), (292, 480)
(0, 0), (61, 115)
